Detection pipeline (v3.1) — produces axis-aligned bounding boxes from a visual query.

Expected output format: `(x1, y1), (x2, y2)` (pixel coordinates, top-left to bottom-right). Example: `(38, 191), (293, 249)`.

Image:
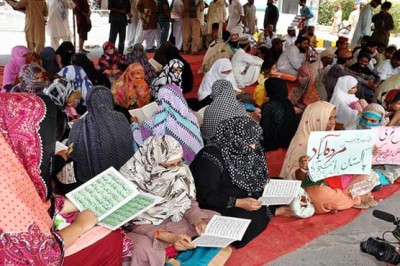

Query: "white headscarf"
(198, 58), (241, 101)
(330, 76), (359, 126)
(120, 136), (196, 226)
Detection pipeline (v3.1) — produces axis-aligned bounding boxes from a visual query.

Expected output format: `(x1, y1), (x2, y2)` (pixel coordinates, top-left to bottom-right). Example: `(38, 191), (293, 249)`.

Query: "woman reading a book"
(201, 79), (247, 142)
(112, 63), (151, 112)
(120, 135), (217, 266)
(190, 116), (291, 248)
(150, 59), (184, 98)
(67, 86), (134, 185)
(126, 43), (157, 85)
(280, 101), (379, 212)
(0, 93), (128, 265)
(131, 83), (203, 164)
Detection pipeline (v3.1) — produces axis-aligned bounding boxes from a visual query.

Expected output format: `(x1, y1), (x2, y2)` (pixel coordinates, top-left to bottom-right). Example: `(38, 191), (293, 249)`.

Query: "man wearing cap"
(336, 36), (349, 52)
(324, 49), (375, 100)
(284, 26), (297, 50)
(231, 37), (264, 88)
(264, 0), (279, 32)
(311, 48), (336, 101)
(350, 0), (382, 48)
(375, 50), (400, 81)
(276, 36), (309, 76)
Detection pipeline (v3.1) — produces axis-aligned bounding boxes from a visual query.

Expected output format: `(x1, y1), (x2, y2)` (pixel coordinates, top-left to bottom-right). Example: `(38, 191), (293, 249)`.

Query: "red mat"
(225, 184), (400, 266)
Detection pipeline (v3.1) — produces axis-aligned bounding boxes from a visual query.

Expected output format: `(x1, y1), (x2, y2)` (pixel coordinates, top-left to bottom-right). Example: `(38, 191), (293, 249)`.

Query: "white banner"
(307, 130), (377, 181)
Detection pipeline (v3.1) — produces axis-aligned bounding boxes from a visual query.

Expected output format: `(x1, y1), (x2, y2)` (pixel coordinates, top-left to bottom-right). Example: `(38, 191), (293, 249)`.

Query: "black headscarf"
(201, 79), (247, 141)
(56, 41), (75, 68)
(211, 116), (268, 193)
(71, 53), (111, 88)
(40, 47), (60, 75)
(260, 78), (299, 151)
(68, 86), (134, 183)
(165, 46), (194, 94)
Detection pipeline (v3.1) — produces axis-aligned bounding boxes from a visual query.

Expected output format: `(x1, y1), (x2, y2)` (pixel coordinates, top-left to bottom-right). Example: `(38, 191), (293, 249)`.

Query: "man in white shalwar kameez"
(47, 0), (74, 49)
(206, 0), (226, 43)
(347, 4), (360, 41)
(242, 0), (256, 35)
(350, 0), (381, 49)
(126, 0), (139, 49)
(171, 0), (184, 50)
(284, 26), (297, 51)
(276, 36), (309, 76)
(227, 0), (243, 33)
(231, 37), (264, 88)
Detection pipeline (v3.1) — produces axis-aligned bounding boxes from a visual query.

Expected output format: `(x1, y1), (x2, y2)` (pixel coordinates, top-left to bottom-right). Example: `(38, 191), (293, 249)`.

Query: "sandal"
(352, 203), (370, 209)
(367, 199), (379, 207)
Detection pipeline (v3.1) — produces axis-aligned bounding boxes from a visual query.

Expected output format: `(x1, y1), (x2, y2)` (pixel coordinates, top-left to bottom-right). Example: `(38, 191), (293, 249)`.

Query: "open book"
(149, 58), (163, 72)
(55, 141), (68, 154)
(192, 216), (251, 248)
(68, 111), (88, 129)
(66, 167), (161, 230)
(128, 101), (158, 124)
(258, 179), (302, 206)
(195, 105), (208, 125)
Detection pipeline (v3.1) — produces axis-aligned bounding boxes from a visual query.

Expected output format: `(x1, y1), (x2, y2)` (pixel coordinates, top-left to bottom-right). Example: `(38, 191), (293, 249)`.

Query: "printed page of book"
(258, 179), (301, 206)
(129, 102), (158, 124)
(196, 105), (208, 125)
(142, 101), (158, 119)
(68, 111), (88, 129)
(55, 141), (68, 154)
(149, 58), (163, 72)
(192, 235), (236, 248)
(66, 167), (139, 221)
(98, 192), (162, 231)
(205, 216), (251, 240)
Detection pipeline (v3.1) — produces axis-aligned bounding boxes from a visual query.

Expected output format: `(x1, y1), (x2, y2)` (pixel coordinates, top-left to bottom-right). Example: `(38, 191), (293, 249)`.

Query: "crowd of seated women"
(1, 28), (400, 265)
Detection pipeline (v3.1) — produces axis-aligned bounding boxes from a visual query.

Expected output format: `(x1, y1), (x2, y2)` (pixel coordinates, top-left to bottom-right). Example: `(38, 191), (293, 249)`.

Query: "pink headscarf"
(2, 46), (28, 91)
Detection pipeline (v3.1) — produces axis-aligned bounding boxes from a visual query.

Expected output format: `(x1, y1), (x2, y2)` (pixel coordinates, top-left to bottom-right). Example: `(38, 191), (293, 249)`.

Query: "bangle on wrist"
(227, 196), (237, 208)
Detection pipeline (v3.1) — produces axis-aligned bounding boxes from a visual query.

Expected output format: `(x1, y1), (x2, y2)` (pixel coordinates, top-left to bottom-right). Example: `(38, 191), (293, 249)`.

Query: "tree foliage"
(318, 0), (400, 32)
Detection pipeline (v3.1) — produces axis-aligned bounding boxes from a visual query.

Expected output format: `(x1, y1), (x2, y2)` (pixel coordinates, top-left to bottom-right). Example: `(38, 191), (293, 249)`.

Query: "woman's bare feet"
(275, 206), (292, 217)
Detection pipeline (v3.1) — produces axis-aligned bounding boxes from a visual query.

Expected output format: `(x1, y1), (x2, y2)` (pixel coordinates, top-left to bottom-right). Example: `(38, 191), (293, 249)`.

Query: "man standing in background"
(347, 4), (360, 41)
(227, 0), (244, 33)
(206, 0), (227, 46)
(126, 0), (139, 49)
(298, 0), (314, 37)
(6, 0), (48, 53)
(371, 1), (394, 46)
(108, 0), (131, 54)
(157, 0), (171, 46)
(182, 0), (203, 55)
(264, 0), (279, 32)
(330, 4), (342, 34)
(350, 0), (382, 48)
(243, 0), (256, 35)
(137, 0), (157, 51)
(47, 0), (74, 49)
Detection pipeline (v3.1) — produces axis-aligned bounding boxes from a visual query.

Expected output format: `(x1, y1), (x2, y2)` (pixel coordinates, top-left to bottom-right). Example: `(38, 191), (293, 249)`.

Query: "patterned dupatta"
(0, 93), (62, 265)
(120, 136), (196, 226)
